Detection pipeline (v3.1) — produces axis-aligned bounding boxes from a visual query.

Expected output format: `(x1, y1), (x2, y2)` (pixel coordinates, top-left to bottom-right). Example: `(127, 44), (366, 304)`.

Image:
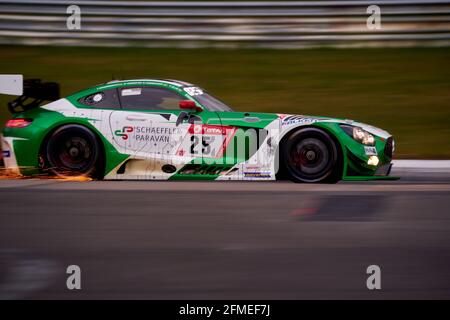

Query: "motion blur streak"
(0, 169), (449, 299)
(0, 168), (92, 181)
(0, 0), (449, 48)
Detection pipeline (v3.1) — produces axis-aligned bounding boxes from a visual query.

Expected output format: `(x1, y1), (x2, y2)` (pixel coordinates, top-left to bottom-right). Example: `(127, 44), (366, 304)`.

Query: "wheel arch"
(275, 124), (344, 181)
(38, 120), (107, 178)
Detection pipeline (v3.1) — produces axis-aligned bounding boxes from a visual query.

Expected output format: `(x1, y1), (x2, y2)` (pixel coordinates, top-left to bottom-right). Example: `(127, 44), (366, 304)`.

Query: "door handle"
(126, 115), (147, 121)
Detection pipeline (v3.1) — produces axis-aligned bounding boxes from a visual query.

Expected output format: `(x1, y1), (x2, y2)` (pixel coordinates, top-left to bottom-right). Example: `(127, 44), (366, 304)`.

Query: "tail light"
(5, 118), (33, 128)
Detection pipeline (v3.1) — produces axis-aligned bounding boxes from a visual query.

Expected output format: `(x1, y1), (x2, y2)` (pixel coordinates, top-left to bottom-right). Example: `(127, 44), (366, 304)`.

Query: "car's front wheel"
(44, 124), (102, 178)
(281, 128), (341, 183)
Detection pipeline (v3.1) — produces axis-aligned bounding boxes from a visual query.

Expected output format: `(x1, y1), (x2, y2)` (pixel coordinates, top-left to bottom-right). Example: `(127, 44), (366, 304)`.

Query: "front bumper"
(342, 136), (399, 181)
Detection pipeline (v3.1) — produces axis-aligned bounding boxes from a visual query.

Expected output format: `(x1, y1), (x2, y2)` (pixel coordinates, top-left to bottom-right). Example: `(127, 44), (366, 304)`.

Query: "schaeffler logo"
(115, 126), (134, 140)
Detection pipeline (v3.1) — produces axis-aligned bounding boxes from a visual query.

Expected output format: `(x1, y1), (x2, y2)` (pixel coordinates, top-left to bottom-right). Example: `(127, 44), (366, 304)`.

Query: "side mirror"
(179, 100), (202, 112)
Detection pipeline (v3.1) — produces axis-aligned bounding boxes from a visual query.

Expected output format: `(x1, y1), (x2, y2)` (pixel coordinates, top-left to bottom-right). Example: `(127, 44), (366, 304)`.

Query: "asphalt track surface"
(0, 168), (449, 299)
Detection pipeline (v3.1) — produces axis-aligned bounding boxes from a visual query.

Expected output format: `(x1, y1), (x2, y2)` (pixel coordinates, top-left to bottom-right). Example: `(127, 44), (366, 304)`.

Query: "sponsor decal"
(188, 124), (230, 135)
(114, 126), (134, 140)
(2, 150), (10, 158)
(183, 86), (203, 96)
(244, 165), (271, 178)
(178, 164), (234, 175)
(134, 126), (182, 143)
(281, 115), (319, 126)
(244, 172), (271, 178)
(115, 125), (183, 143)
(364, 146), (378, 156)
(121, 88), (142, 96)
(93, 93), (103, 102)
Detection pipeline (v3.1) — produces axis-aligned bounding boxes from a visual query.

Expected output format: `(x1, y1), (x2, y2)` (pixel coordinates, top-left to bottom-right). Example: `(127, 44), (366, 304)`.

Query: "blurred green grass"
(0, 45), (449, 158)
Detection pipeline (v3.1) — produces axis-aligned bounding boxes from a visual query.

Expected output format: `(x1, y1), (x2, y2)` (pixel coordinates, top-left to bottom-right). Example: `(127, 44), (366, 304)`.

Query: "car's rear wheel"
(281, 128), (341, 183)
(45, 125), (102, 178)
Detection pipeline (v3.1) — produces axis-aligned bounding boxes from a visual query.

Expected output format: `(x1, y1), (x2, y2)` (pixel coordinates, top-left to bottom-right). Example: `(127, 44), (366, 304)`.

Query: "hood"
(278, 113), (391, 139)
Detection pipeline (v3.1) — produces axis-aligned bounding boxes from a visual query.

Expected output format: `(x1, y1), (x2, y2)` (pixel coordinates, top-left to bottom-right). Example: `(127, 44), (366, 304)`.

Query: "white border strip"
(393, 160), (450, 169)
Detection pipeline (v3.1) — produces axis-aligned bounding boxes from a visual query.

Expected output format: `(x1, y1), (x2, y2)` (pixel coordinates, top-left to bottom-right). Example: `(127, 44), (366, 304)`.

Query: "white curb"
(393, 160), (450, 168)
(393, 160), (450, 171)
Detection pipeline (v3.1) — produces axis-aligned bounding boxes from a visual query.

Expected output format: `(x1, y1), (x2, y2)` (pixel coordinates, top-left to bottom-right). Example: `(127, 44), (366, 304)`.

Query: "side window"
(119, 87), (184, 111)
(79, 89), (121, 109)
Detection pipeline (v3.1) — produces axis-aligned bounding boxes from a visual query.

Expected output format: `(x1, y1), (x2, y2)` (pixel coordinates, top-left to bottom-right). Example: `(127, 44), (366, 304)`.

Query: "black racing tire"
(281, 128), (341, 183)
(45, 124), (102, 178)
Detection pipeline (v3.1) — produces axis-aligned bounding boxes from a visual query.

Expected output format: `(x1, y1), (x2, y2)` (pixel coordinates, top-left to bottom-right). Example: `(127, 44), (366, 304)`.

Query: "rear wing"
(0, 75), (60, 114)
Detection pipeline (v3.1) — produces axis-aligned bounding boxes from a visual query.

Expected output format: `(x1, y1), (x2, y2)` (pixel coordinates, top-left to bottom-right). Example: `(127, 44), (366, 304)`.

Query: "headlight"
(340, 125), (375, 146)
(367, 155), (379, 166)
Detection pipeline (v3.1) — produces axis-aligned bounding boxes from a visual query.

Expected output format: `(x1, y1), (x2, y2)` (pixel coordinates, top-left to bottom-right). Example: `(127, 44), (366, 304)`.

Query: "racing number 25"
(190, 135), (215, 156)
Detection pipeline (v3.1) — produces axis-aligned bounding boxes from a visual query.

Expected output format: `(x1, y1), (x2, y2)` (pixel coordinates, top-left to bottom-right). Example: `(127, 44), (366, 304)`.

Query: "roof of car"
(105, 79), (195, 87)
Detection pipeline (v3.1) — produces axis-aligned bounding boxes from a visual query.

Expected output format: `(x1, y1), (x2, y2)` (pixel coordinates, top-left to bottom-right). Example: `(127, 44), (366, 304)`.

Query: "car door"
(109, 86), (187, 158)
(212, 111), (281, 180)
(108, 85), (223, 178)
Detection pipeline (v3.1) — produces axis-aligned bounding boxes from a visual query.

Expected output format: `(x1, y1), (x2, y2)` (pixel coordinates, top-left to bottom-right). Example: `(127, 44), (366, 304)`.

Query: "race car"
(0, 75), (395, 183)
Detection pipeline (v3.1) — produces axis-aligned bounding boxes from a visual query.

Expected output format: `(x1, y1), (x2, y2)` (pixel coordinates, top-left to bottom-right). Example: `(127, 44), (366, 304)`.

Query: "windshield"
(183, 86), (233, 112)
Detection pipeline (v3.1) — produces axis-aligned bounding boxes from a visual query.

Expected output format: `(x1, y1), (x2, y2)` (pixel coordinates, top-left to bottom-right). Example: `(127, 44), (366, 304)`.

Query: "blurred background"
(0, 0), (449, 158)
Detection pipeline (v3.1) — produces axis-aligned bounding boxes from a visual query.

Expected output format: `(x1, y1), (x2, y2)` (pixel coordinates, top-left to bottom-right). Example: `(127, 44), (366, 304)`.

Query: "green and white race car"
(0, 75), (395, 183)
